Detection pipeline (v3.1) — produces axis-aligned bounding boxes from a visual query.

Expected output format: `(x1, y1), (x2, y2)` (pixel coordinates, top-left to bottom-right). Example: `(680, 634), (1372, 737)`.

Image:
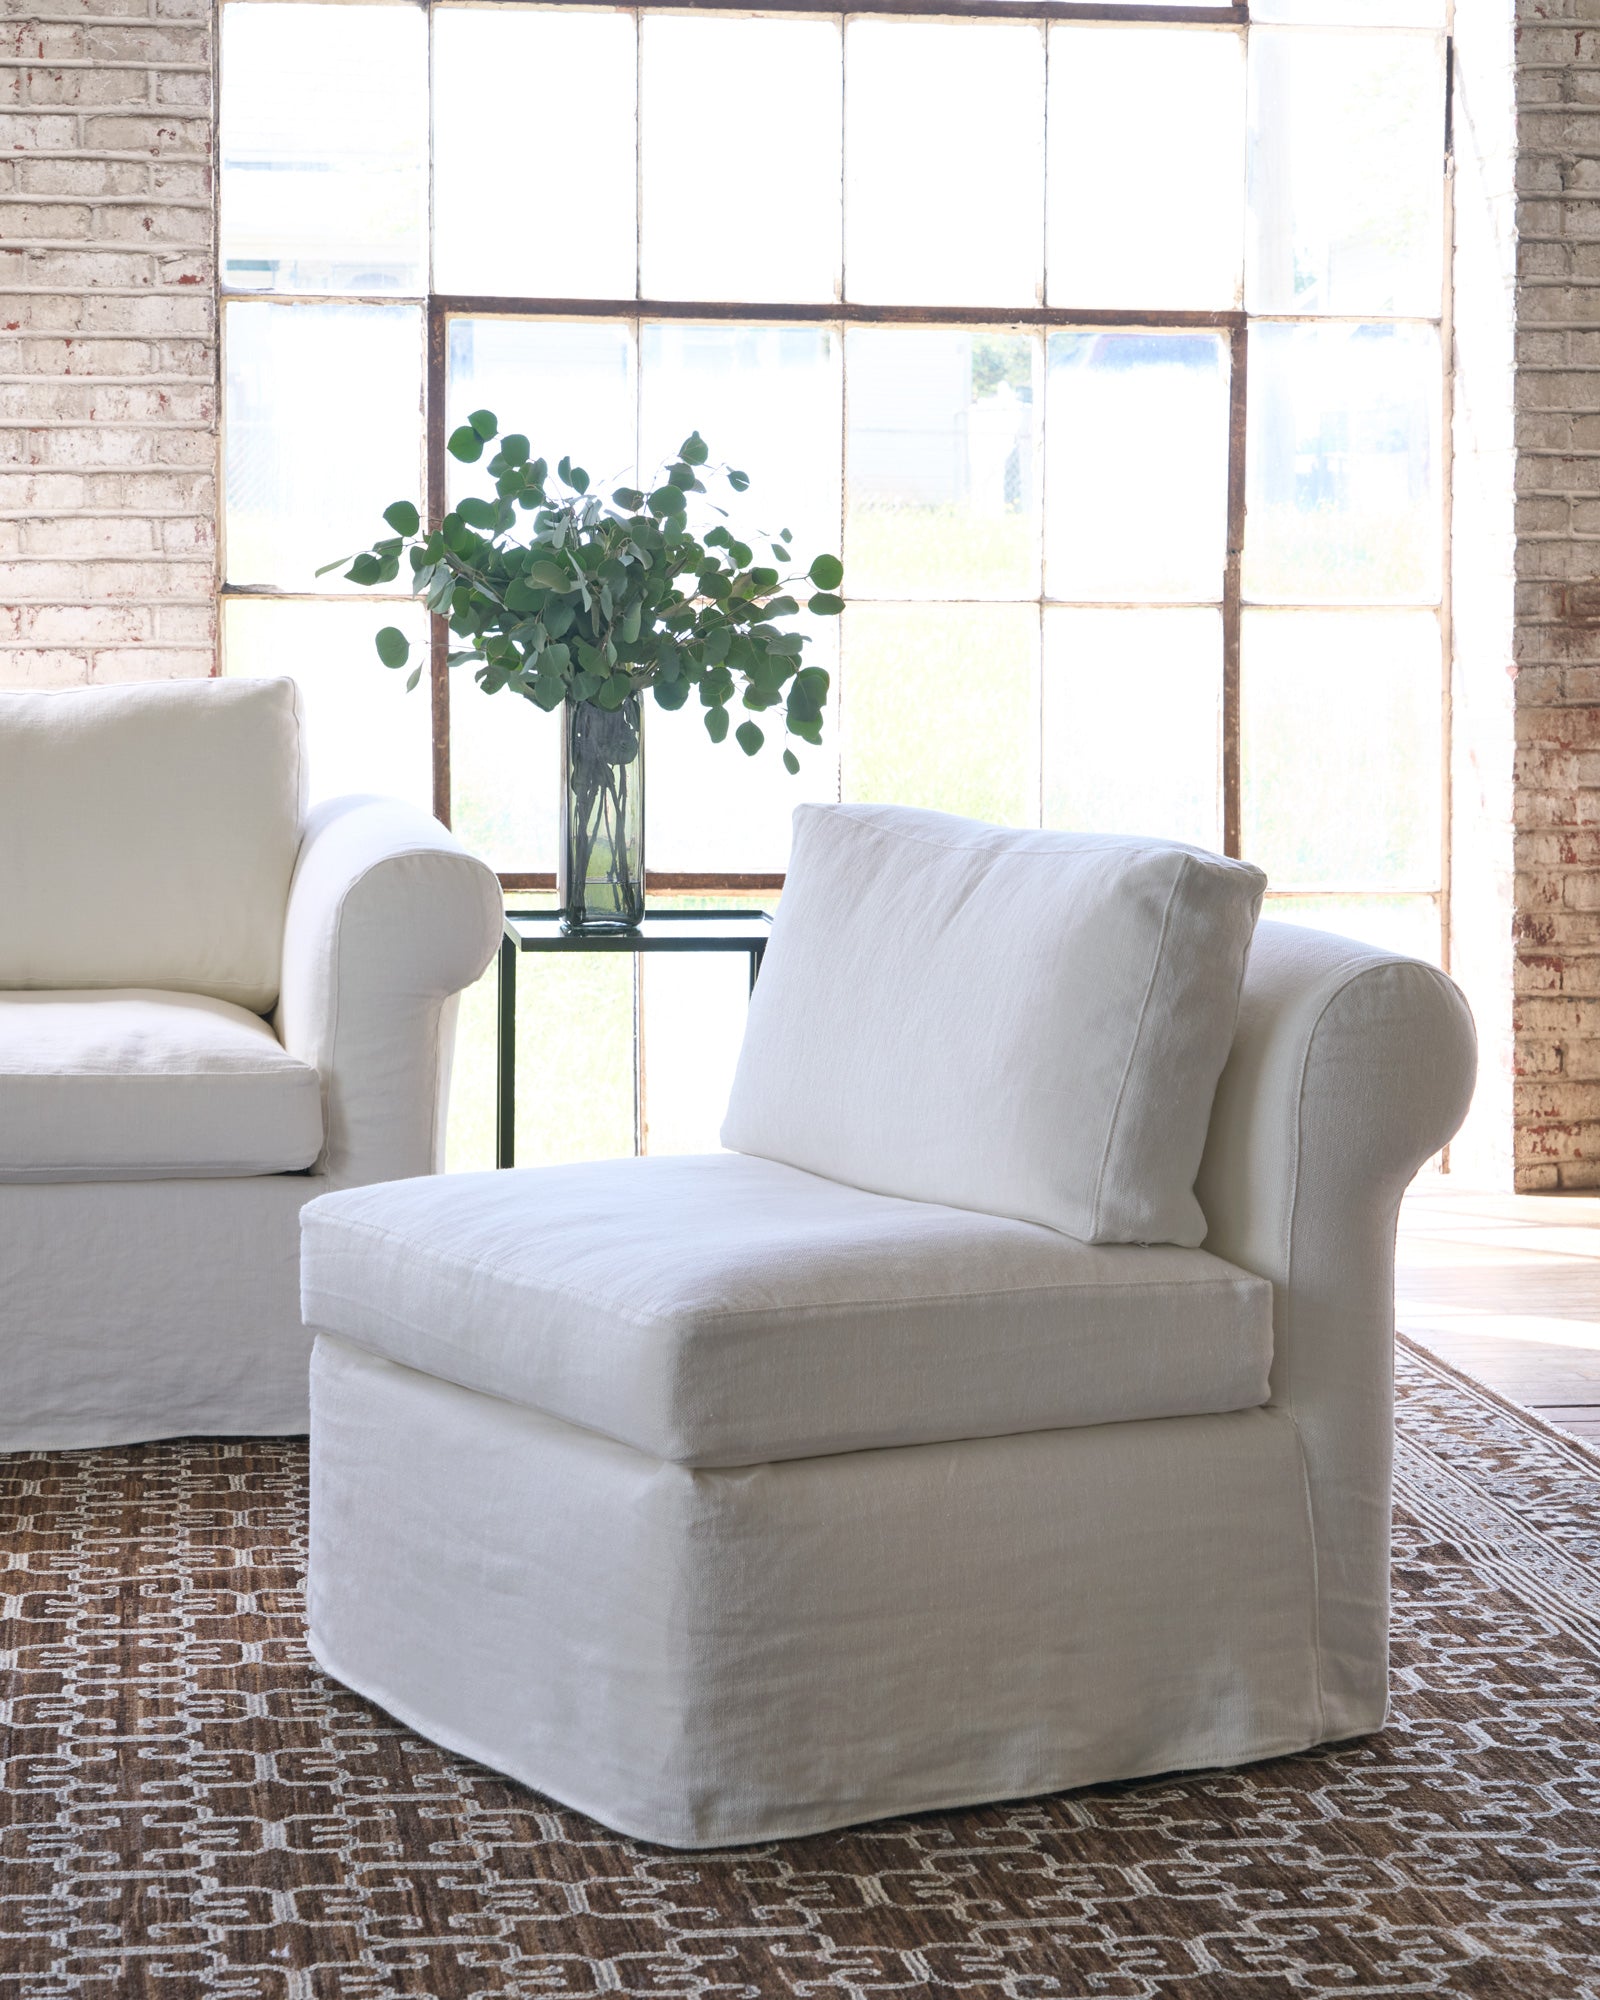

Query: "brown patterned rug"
(4, 1338), (1600, 2000)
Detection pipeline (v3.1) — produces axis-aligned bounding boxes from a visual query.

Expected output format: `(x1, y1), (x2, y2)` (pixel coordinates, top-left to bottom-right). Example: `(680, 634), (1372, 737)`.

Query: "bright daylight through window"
(217, 0), (1450, 1165)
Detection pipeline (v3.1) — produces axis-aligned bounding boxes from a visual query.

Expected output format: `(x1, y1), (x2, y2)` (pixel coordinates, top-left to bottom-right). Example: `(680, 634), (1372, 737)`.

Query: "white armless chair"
(298, 806), (1476, 1847)
(0, 677), (502, 1449)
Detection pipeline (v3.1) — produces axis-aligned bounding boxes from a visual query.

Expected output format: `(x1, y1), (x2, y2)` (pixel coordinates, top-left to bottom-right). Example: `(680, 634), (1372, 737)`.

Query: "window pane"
(220, 1), (427, 296)
(450, 951), (638, 1171)
(447, 319), (637, 509)
(648, 624), (840, 874)
(842, 603), (1038, 825)
(224, 301), (422, 591)
(224, 598), (432, 811)
(1252, 0), (1445, 30)
(1045, 331), (1230, 602)
(844, 20), (1044, 307)
(1242, 607), (1441, 891)
(1261, 892), (1440, 962)
(433, 9), (636, 299)
(450, 671), (561, 875)
(641, 16), (840, 304)
(640, 323), (842, 568)
(641, 954), (751, 1156)
(1047, 27), (1245, 312)
(1247, 28), (1445, 317)
(845, 330), (1039, 602)
(514, 958), (636, 1166)
(1043, 608), (1221, 850)
(1245, 321), (1440, 604)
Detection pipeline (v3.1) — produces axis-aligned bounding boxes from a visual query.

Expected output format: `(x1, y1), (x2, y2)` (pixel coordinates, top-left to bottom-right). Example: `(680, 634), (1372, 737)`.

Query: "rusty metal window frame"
(218, 0), (1452, 939)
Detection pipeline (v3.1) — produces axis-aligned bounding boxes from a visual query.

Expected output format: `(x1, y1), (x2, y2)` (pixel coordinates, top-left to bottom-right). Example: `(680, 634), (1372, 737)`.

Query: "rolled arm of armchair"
(275, 796), (503, 1189)
(1194, 921), (1477, 1736)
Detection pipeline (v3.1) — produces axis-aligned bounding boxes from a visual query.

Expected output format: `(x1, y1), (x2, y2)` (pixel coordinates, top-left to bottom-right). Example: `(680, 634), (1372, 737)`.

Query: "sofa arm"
(275, 796), (503, 1188)
(1194, 920), (1477, 1737)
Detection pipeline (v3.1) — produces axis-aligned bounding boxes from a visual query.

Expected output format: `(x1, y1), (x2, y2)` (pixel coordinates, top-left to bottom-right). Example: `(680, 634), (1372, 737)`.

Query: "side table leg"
(497, 930), (517, 1169)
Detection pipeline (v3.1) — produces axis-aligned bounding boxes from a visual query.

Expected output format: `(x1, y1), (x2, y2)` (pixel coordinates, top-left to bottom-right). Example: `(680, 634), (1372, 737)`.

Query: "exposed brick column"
(1511, 0), (1600, 1185)
(0, 0), (215, 690)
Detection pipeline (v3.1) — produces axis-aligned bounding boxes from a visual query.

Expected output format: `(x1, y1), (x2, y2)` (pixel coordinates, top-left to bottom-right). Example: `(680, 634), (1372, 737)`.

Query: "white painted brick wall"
(0, 0), (214, 690)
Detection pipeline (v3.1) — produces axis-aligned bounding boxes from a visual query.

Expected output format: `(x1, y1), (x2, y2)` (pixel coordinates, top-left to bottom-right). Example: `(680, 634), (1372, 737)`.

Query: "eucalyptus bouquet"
(327, 412), (844, 774)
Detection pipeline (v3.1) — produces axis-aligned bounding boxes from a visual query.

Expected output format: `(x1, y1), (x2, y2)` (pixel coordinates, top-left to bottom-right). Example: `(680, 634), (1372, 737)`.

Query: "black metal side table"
(496, 909), (774, 1168)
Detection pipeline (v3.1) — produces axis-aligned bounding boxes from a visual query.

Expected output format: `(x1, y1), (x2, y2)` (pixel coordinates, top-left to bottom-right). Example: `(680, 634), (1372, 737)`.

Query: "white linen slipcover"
(4, 1177), (327, 1446)
(303, 921), (1477, 1847)
(0, 677), (305, 1013)
(0, 793), (504, 1451)
(0, 990), (322, 1182)
(721, 805), (1266, 1247)
(300, 1154), (1275, 1467)
(1194, 922), (1478, 1737)
(310, 1338), (1321, 1848)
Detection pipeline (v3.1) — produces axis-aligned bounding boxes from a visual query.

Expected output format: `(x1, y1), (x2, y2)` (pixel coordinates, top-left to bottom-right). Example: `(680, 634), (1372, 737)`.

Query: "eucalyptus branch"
(333, 416), (844, 769)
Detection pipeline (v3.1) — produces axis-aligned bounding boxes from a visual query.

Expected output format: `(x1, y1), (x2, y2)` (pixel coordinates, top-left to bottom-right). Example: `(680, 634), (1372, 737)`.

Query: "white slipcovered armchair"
(300, 808), (1479, 1847)
(0, 677), (502, 1449)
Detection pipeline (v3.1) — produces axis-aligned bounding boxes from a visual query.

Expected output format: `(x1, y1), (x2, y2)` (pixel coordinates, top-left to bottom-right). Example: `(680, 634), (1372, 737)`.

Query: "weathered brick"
(80, 112), (208, 154)
(1559, 1036), (1600, 1077)
(19, 156), (147, 197)
(24, 64), (152, 109)
(86, 26), (208, 67)
(0, 1), (215, 701)
(89, 644), (210, 679)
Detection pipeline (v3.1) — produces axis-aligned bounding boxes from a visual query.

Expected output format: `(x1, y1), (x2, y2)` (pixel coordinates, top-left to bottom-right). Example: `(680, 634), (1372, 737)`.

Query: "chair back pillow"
(0, 677), (305, 1014)
(721, 805), (1267, 1246)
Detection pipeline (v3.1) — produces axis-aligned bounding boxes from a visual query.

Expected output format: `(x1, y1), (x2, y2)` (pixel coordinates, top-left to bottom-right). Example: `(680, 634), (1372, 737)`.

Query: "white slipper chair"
(299, 806), (1476, 1848)
(0, 677), (501, 1449)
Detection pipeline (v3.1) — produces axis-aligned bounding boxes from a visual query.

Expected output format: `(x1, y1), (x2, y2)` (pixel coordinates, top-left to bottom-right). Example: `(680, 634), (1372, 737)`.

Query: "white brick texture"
(0, 0), (214, 690)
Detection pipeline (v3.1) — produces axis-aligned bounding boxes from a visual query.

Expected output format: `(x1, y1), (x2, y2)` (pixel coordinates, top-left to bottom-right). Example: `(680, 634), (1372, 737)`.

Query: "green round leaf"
(457, 496), (497, 530)
(448, 425), (485, 463)
(704, 705), (730, 745)
(808, 591), (845, 616)
(679, 433), (709, 466)
(782, 747), (800, 775)
(735, 719), (764, 757)
(727, 469), (750, 493)
(525, 559), (569, 591)
(382, 500), (420, 537)
(808, 553), (844, 590)
(375, 626), (410, 669)
(469, 408), (498, 440)
(653, 676), (690, 712)
(500, 433), (530, 466)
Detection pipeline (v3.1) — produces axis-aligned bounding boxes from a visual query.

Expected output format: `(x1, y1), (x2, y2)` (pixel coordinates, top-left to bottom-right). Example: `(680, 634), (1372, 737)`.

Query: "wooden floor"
(1397, 1184), (1600, 1442)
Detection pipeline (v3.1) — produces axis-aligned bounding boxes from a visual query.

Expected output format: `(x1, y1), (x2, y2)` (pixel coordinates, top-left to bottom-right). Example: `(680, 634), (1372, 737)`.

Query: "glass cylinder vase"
(558, 694), (645, 932)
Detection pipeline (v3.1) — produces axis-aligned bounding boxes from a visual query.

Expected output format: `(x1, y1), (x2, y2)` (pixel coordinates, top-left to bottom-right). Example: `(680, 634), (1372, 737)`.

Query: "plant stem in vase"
(559, 695), (644, 932)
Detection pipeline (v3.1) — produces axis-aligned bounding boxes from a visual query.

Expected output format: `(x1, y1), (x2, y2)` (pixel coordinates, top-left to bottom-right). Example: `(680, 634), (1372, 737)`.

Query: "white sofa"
(0, 676), (502, 1450)
(298, 809), (1478, 1848)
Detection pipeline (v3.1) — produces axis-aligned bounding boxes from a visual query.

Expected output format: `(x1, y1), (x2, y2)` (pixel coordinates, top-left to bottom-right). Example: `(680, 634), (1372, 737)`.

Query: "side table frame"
(496, 909), (774, 1168)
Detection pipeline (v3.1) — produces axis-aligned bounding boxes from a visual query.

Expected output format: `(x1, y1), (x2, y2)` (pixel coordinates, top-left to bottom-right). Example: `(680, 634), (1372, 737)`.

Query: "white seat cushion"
(300, 1154), (1274, 1467)
(0, 990), (324, 1182)
(722, 805), (1266, 1247)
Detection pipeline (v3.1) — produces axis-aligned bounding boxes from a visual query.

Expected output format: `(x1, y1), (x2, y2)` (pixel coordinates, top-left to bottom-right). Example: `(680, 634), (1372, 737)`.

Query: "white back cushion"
(0, 678), (305, 1013)
(722, 805), (1266, 1246)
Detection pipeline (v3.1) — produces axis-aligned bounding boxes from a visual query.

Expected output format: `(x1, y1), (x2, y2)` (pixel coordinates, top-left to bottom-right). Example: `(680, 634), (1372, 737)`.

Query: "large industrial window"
(218, 0), (1450, 1163)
